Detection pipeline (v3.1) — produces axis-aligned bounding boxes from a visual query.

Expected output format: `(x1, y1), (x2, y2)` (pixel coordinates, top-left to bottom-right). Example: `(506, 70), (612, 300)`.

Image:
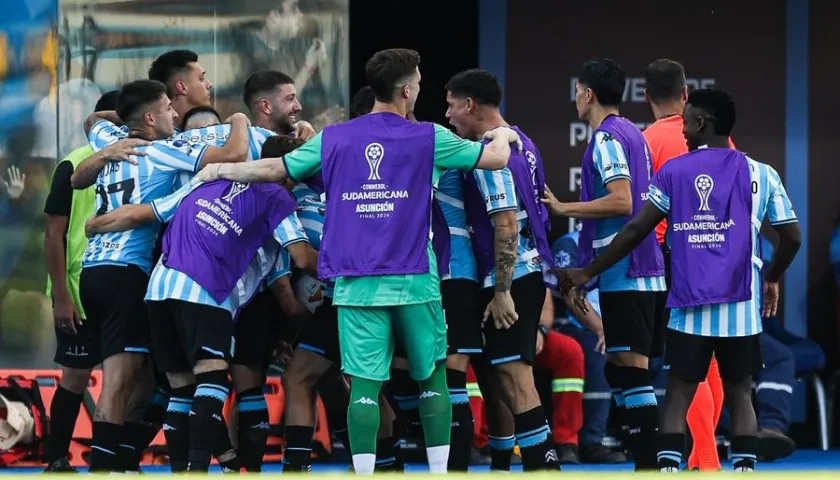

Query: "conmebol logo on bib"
(364, 142), (384, 181)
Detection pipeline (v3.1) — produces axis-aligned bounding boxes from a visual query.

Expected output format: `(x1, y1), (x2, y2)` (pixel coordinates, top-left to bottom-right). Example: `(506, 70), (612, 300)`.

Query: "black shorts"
(232, 290), (284, 368)
(147, 299), (234, 373)
(296, 298), (340, 363)
(53, 313), (101, 369)
(599, 290), (659, 356)
(78, 265), (151, 361)
(481, 272), (545, 366)
(442, 279), (483, 356)
(665, 329), (763, 383)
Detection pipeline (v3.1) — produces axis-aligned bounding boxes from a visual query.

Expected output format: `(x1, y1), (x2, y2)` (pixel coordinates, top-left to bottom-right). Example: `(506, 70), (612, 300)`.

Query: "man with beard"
(444, 68), (559, 472)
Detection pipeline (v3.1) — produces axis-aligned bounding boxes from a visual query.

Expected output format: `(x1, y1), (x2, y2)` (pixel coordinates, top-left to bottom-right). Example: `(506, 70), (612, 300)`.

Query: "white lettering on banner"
(194, 198), (244, 236)
(569, 77), (718, 103)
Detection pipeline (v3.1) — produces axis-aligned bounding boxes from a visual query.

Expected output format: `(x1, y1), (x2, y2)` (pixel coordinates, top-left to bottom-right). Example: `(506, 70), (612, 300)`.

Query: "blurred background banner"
(0, 0), (349, 367)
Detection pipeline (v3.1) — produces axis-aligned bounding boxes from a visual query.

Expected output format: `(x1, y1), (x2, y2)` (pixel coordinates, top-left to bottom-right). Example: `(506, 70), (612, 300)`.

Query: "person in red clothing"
(643, 58), (732, 471)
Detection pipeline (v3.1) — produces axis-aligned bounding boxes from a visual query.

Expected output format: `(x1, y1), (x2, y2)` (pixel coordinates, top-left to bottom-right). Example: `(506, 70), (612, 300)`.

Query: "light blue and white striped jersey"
(89, 120), (276, 186)
(435, 170), (478, 282)
(146, 179), (308, 314)
(648, 155), (797, 337)
(472, 167), (542, 288)
(295, 196), (334, 297)
(178, 124), (276, 161)
(82, 130), (207, 273)
(292, 182), (322, 203)
(590, 131), (666, 292)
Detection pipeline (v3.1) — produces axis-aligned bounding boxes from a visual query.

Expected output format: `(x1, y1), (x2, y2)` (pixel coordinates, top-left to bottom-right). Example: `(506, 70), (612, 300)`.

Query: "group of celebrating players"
(40, 46), (801, 475)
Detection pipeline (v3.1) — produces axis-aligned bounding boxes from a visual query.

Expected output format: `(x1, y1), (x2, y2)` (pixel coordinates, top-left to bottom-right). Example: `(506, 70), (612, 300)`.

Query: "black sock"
(514, 406), (553, 472)
(235, 387), (269, 472)
(617, 366), (659, 471)
(282, 425), (314, 471)
(374, 436), (400, 471)
(213, 418), (240, 472)
(446, 369), (472, 472)
(604, 363), (629, 442)
(488, 435), (514, 472)
(164, 385), (195, 472)
(657, 432), (685, 470)
(319, 375), (351, 453)
(89, 421), (123, 472)
(389, 369), (422, 438)
(120, 386), (170, 471)
(730, 435), (758, 470)
(188, 370), (231, 472)
(46, 386), (84, 463)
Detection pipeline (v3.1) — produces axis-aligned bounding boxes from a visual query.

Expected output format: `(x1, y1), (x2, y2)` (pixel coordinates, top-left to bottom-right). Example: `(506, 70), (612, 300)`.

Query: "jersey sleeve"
(551, 235), (579, 269)
(648, 168), (671, 214)
(472, 167), (519, 214)
(147, 139), (208, 173)
(764, 166), (798, 225)
(264, 249), (292, 286)
(272, 211), (310, 247)
(282, 132), (323, 181)
(151, 178), (202, 223)
(592, 131), (631, 185)
(88, 120), (128, 152)
(43, 161), (74, 216)
(249, 126), (276, 158)
(432, 123), (484, 171)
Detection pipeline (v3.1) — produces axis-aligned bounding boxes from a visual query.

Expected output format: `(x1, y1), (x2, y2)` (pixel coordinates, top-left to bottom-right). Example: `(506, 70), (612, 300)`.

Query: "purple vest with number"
(162, 179), (297, 303)
(318, 112), (436, 278)
(579, 115), (664, 287)
(661, 148), (753, 307)
(463, 126), (556, 283)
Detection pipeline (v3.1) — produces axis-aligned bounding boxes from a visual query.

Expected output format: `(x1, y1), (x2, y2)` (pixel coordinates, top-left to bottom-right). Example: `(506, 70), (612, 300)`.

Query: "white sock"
(426, 444), (450, 474)
(352, 453), (376, 474)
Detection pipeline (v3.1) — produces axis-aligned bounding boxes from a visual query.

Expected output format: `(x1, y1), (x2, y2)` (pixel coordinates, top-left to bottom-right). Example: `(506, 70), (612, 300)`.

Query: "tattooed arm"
(491, 210), (519, 292)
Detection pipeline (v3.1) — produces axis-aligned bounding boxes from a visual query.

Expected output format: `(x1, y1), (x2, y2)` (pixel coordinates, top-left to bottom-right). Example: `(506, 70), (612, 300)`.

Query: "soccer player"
(85, 135), (314, 472)
(559, 88), (801, 472)
(643, 58), (730, 471)
(147, 50), (213, 128)
(196, 48), (521, 474)
(242, 69), (315, 139)
(444, 68), (558, 472)
(541, 59), (666, 470)
(73, 80), (249, 472)
(42, 91), (149, 472)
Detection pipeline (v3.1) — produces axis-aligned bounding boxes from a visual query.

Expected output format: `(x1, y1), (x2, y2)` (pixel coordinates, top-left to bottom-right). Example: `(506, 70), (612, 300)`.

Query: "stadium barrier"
(0, 369), (332, 467)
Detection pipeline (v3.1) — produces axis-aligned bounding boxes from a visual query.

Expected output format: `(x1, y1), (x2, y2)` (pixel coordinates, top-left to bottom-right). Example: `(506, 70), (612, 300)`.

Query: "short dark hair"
(645, 59), (686, 103)
(445, 69), (502, 107)
(243, 70), (294, 107)
(148, 50), (198, 96)
(365, 48), (421, 102)
(95, 90), (119, 112)
(116, 80), (167, 123)
(686, 88), (736, 136)
(181, 106), (221, 130)
(260, 135), (303, 158)
(350, 86), (375, 119)
(578, 58), (625, 107)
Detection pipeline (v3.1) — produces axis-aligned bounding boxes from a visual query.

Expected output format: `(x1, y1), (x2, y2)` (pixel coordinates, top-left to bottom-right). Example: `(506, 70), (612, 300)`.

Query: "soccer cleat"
(44, 457), (78, 473)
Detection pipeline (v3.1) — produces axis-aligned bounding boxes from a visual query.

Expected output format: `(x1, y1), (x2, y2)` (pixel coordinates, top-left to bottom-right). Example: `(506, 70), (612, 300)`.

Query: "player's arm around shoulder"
(70, 139), (151, 189)
(85, 204), (155, 237)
